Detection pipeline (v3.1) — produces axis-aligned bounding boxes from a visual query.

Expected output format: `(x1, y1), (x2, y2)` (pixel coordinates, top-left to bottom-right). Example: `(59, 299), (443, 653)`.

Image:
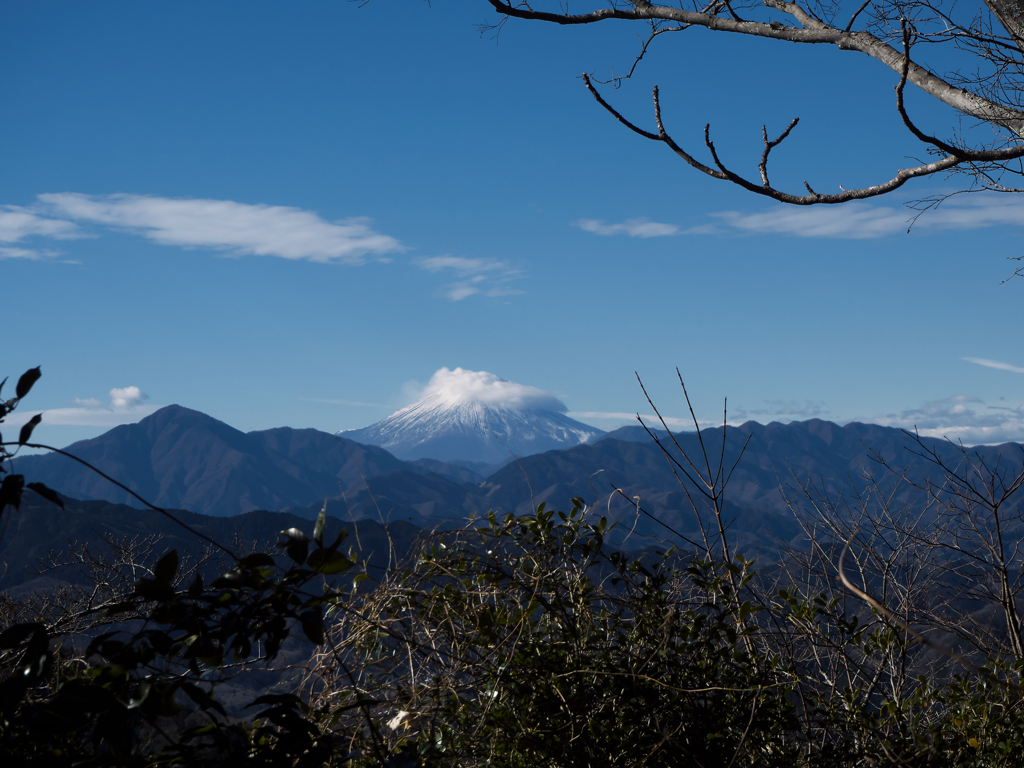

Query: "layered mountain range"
(13, 403), (1021, 555)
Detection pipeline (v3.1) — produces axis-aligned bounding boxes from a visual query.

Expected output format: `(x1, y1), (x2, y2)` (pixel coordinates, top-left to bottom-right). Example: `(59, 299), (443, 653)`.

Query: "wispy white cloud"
(444, 281), (484, 301)
(0, 246), (57, 261)
(964, 357), (1024, 374)
(0, 206), (82, 243)
(38, 193), (403, 264)
(416, 255), (524, 301)
(0, 205), (86, 261)
(684, 193), (1024, 239)
(709, 205), (908, 239)
(574, 218), (681, 238)
(5, 386), (159, 429)
(417, 256), (507, 276)
(576, 194), (1024, 241)
(869, 394), (1024, 445)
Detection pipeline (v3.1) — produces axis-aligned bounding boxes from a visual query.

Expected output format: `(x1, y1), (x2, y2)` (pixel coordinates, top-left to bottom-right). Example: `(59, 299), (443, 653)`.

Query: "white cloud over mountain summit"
(341, 367), (600, 463)
(412, 367), (567, 412)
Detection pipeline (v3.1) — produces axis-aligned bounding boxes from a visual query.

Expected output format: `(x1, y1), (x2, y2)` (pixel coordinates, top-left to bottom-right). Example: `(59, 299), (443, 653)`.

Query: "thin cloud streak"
(0, 247), (67, 261)
(0, 206), (82, 243)
(572, 194), (1024, 242)
(574, 218), (680, 238)
(4, 386), (158, 429)
(39, 193), (403, 264)
(417, 256), (508, 276)
(964, 357), (1024, 374)
(0, 205), (86, 261)
(709, 205), (909, 239)
(416, 255), (524, 302)
(689, 192), (1024, 239)
(6, 404), (162, 429)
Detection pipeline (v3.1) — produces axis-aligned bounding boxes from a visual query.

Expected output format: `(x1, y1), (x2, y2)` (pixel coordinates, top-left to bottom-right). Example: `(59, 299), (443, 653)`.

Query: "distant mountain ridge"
(14, 404), (1024, 555)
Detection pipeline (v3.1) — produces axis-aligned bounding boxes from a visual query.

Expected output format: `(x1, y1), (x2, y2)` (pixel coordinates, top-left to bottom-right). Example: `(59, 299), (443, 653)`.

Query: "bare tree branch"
(584, 73), (1024, 203)
(490, 0), (1024, 206)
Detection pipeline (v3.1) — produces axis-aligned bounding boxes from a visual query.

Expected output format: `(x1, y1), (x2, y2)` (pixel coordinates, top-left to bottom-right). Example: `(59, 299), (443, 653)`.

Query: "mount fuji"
(338, 367), (604, 464)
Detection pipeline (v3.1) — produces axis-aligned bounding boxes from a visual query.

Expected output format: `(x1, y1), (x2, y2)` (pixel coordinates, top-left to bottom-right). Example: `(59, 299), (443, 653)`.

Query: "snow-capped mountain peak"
(338, 367), (604, 463)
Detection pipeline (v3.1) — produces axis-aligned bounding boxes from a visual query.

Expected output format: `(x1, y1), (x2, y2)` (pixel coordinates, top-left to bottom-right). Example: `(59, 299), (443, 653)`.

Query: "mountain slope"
(477, 418), (1024, 550)
(11, 406), (471, 517)
(0, 494), (424, 596)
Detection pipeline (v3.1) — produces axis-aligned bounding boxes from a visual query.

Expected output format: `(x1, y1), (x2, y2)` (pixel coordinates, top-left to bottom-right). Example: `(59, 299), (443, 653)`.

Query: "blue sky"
(4, 1), (1024, 449)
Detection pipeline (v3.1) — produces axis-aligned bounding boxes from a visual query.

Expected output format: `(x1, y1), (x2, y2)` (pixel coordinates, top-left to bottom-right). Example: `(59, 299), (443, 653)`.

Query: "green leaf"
(210, 569), (243, 588)
(128, 681), (152, 709)
(25, 482), (64, 509)
(0, 474), (25, 513)
(0, 622), (46, 651)
(180, 682), (226, 716)
(153, 549), (179, 583)
(210, 568), (262, 589)
(18, 413), (41, 445)
(307, 548), (353, 575)
(135, 578), (175, 602)
(279, 527), (310, 543)
(284, 540), (309, 565)
(15, 367), (41, 399)
(327, 528), (348, 551)
(314, 500), (327, 546)
(279, 528), (310, 564)
(239, 553), (275, 569)
(300, 608), (325, 645)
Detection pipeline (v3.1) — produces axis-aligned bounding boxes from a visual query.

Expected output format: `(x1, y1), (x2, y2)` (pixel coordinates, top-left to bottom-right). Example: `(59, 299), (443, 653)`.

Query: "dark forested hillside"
(0, 493), (423, 595)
